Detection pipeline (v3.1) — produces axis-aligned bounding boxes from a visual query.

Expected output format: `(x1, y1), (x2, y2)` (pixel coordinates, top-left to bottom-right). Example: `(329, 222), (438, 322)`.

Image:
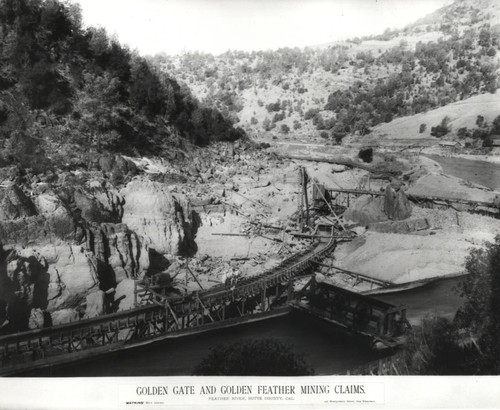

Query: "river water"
(22, 278), (463, 377)
(425, 154), (500, 190)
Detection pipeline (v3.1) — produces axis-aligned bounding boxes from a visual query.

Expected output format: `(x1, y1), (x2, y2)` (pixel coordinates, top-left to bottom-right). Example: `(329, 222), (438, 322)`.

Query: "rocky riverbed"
(0, 140), (498, 334)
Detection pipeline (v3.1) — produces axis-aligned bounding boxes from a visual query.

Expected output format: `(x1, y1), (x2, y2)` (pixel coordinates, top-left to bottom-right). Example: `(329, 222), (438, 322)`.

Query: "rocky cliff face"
(86, 223), (149, 285)
(0, 159), (196, 333)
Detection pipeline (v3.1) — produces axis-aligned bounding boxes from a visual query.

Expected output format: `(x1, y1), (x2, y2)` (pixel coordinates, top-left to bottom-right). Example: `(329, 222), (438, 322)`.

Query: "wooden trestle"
(0, 234), (337, 375)
(323, 187), (499, 216)
(291, 279), (411, 349)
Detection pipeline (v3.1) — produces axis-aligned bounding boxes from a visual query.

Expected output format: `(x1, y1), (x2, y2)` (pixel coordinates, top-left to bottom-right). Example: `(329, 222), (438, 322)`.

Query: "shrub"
(419, 123), (427, 133)
(266, 101), (281, 113)
(304, 108), (320, 120)
(476, 115), (485, 128)
(472, 128), (490, 140)
(430, 116), (451, 138)
(457, 127), (468, 138)
(272, 112), (285, 123)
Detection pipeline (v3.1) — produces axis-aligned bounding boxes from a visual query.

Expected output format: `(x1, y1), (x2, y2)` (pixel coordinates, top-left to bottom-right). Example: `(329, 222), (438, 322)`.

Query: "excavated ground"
(167, 142), (500, 295)
(1, 139), (498, 333)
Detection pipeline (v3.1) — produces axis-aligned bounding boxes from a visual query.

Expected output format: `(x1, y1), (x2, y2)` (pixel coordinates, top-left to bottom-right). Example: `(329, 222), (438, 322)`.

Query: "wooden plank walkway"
(0, 233), (338, 375)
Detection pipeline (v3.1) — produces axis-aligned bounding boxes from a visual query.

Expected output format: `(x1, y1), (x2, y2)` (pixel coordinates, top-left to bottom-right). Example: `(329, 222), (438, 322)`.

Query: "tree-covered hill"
(154, 0), (500, 144)
(0, 0), (244, 170)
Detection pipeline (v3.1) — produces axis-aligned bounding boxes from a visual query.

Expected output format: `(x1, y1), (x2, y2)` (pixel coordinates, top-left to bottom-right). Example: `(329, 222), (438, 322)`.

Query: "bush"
(192, 338), (314, 376)
(457, 127), (469, 138)
(358, 147), (373, 163)
(476, 115), (485, 128)
(472, 128), (490, 140)
(402, 315), (469, 375)
(304, 108), (320, 120)
(430, 116), (451, 138)
(266, 101), (281, 113)
(280, 124), (290, 134)
(419, 123), (427, 133)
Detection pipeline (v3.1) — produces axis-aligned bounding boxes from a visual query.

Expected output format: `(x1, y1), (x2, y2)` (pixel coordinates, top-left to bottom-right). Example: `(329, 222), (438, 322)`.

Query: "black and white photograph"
(0, 0), (499, 408)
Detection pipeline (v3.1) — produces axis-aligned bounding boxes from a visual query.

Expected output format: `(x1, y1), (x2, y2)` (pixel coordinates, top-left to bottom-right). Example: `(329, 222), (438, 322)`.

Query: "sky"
(69, 0), (454, 56)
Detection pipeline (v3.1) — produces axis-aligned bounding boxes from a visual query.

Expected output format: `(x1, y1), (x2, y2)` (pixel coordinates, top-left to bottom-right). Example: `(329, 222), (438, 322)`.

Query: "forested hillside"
(0, 0), (243, 171)
(155, 0), (500, 143)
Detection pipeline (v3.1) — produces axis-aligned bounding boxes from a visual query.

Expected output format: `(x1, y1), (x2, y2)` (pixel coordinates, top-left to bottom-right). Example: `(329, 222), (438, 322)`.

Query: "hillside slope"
(0, 0), (243, 173)
(154, 0), (500, 145)
(368, 92), (500, 140)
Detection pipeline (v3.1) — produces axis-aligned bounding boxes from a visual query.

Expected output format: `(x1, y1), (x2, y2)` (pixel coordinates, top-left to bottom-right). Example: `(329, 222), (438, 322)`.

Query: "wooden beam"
(311, 179), (346, 230)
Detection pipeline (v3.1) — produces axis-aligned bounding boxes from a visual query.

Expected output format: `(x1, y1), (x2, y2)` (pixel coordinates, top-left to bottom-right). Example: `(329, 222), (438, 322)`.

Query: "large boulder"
(343, 195), (387, 226)
(51, 308), (79, 325)
(384, 184), (412, 220)
(84, 290), (106, 318)
(74, 190), (114, 223)
(0, 184), (37, 220)
(28, 308), (45, 329)
(121, 179), (196, 255)
(114, 279), (136, 312)
(17, 245), (99, 311)
(34, 192), (76, 241)
(0, 248), (50, 332)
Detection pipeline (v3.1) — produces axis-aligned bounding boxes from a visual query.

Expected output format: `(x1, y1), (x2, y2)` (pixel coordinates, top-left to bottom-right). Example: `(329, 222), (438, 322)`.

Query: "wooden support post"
(387, 313), (393, 336)
(134, 281), (138, 307)
(186, 261), (204, 290)
(261, 287), (267, 311)
(164, 307), (169, 333)
(287, 281), (294, 302)
(312, 180), (346, 231)
(196, 295), (215, 322)
(303, 169), (310, 228)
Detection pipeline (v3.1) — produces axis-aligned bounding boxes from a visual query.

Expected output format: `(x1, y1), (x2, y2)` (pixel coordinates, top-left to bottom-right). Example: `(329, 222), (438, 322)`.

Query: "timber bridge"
(0, 230), (410, 376)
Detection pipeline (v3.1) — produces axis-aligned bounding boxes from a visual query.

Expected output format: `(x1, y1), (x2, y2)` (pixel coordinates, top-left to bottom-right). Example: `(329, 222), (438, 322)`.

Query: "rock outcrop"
(121, 179), (196, 256)
(0, 184), (37, 220)
(17, 245), (99, 311)
(87, 223), (149, 285)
